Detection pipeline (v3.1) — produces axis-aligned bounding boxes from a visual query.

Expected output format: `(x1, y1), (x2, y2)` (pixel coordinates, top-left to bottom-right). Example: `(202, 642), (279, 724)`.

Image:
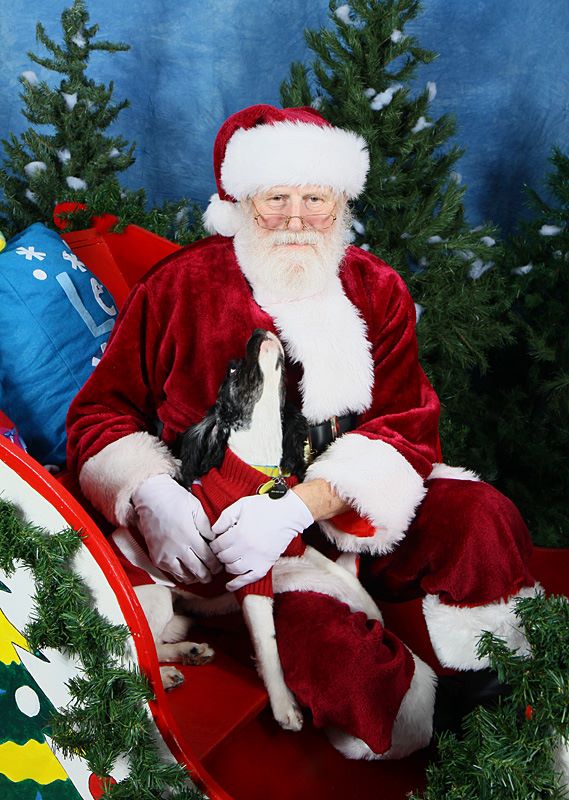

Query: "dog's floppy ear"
(281, 403), (309, 480)
(179, 412), (229, 486)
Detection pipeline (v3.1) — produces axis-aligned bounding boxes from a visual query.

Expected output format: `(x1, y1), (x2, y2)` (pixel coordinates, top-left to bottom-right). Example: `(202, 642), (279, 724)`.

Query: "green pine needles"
(483, 148), (569, 547)
(0, 498), (204, 800)
(281, 0), (514, 469)
(0, 0), (203, 243)
(411, 593), (569, 799)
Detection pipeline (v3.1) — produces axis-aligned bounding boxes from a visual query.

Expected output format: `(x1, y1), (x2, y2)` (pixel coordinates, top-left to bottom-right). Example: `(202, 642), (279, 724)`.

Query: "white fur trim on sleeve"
(79, 431), (180, 527)
(221, 121), (369, 200)
(306, 433), (427, 555)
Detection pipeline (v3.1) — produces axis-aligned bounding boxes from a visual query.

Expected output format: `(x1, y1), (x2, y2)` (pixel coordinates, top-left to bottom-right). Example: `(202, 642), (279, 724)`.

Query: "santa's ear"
(281, 404), (309, 480)
(179, 413), (228, 485)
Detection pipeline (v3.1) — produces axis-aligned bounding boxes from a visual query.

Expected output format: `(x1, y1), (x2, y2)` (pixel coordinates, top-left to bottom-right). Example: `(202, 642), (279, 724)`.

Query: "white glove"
(210, 489), (314, 591)
(132, 473), (222, 584)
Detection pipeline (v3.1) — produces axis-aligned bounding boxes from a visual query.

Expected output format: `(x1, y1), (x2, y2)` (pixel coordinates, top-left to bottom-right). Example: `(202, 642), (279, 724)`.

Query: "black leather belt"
(307, 413), (358, 461)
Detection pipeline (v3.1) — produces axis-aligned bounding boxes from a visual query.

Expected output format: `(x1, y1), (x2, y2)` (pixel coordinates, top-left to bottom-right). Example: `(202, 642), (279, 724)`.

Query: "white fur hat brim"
(222, 120), (369, 201)
(203, 119), (369, 237)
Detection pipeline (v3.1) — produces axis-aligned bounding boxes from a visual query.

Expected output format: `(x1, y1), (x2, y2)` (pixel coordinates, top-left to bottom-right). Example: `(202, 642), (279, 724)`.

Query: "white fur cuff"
(79, 431), (181, 526)
(306, 433), (427, 555)
(423, 584), (540, 670)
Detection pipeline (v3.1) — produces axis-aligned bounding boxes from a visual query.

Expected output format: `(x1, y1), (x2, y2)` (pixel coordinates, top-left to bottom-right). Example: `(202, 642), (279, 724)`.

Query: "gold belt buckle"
(304, 436), (315, 466)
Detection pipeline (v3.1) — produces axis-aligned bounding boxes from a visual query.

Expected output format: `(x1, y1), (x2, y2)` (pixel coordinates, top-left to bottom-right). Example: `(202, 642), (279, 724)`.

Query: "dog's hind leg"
(242, 594), (303, 732)
(134, 585), (214, 689)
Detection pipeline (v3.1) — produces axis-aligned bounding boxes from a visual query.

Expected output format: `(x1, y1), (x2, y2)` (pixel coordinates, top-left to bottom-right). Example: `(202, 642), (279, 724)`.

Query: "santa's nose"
(286, 215), (304, 232)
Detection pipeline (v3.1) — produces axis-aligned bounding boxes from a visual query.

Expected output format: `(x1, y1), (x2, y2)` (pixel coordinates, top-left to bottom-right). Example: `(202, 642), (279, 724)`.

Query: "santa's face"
(233, 184), (350, 304)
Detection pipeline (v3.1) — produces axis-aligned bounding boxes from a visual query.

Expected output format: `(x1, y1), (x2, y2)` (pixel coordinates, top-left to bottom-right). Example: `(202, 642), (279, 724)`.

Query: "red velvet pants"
(273, 478), (535, 755)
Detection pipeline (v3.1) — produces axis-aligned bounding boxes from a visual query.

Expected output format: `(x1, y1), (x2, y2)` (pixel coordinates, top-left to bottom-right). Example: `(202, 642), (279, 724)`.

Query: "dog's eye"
(229, 367), (237, 374)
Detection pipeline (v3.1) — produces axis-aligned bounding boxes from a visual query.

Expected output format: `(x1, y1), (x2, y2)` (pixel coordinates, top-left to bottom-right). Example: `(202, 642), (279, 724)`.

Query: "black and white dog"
(128, 329), (382, 733)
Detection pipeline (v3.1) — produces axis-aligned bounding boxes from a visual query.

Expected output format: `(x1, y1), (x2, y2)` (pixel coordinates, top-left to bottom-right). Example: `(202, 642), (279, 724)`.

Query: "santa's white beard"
(233, 209), (350, 304)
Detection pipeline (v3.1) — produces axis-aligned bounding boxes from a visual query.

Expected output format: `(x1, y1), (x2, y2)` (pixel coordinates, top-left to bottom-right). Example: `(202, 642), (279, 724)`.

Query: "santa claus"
(67, 104), (536, 758)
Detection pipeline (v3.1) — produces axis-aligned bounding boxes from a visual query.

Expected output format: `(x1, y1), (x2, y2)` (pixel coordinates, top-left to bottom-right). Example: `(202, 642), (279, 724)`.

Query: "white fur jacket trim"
(79, 431), (181, 527)
(263, 278), (374, 424)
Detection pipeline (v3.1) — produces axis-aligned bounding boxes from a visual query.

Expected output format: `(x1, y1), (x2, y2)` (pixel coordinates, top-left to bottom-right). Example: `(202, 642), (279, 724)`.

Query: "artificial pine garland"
(412, 593), (569, 799)
(0, 498), (204, 800)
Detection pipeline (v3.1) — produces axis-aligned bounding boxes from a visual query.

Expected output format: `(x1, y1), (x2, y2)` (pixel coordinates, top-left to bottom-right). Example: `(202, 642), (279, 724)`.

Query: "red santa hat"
(203, 104), (370, 237)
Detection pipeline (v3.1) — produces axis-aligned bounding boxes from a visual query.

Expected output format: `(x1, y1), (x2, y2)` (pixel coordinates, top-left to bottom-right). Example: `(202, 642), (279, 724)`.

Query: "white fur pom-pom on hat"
(203, 103), (370, 237)
(202, 193), (244, 237)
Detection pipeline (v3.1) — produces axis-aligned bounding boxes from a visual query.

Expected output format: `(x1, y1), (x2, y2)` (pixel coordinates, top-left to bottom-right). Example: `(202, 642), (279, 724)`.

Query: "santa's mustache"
(267, 230), (321, 246)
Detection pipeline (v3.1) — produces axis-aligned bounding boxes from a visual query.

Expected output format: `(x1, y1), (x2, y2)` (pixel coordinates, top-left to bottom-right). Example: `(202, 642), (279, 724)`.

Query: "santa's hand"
(132, 473), (222, 584)
(210, 490), (314, 591)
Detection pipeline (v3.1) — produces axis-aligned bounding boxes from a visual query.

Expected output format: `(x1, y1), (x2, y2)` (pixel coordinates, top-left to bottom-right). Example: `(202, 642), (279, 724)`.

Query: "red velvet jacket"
(66, 235), (441, 553)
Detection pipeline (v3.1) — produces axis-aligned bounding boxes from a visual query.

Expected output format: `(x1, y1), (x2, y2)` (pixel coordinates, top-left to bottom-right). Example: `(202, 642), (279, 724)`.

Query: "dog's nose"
(260, 332), (282, 354)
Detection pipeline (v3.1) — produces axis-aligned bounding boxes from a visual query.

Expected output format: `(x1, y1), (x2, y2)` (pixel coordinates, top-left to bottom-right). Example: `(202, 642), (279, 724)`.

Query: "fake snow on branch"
(62, 92), (78, 111)
(391, 30), (405, 43)
(335, 4), (353, 25)
(426, 81), (437, 102)
(411, 116), (433, 134)
(66, 176), (87, 190)
(57, 148), (71, 163)
(469, 260), (494, 280)
(370, 84), (403, 111)
(540, 224), (563, 236)
(71, 31), (86, 48)
(512, 263), (533, 275)
(20, 70), (38, 85)
(24, 161), (47, 177)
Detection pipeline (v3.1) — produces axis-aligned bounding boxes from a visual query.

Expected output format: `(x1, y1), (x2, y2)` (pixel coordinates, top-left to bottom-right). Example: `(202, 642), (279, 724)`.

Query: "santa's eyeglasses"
(252, 200), (337, 231)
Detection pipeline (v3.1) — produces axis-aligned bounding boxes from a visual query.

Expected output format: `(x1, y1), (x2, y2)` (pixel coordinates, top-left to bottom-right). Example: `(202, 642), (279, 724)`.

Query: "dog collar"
(250, 464), (291, 478)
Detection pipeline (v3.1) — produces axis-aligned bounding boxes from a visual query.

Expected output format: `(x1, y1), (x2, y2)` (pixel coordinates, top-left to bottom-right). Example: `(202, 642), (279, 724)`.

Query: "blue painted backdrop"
(1, 0), (567, 235)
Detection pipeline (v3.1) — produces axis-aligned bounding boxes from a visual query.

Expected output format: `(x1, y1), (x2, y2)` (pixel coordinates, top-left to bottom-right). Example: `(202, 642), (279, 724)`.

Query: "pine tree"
(478, 148), (569, 546)
(0, 0), (203, 244)
(281, 0), (514, 468)
(0, 599), (83, 799)
(410, 593), (569, 799)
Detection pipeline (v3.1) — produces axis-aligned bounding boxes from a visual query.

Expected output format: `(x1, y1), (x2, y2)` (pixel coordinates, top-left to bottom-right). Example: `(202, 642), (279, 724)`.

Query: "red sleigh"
(2, 222), (568, 800)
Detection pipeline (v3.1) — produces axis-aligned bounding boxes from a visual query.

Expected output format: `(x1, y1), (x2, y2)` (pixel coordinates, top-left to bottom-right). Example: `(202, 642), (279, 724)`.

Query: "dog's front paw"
(181, 641), (215, 666)
(160, 665), (185, 690)
(271, 690), (303, 732)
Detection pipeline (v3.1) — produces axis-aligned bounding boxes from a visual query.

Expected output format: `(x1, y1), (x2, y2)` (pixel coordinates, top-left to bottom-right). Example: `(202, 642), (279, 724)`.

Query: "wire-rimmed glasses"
(252, 200), (337, 231)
